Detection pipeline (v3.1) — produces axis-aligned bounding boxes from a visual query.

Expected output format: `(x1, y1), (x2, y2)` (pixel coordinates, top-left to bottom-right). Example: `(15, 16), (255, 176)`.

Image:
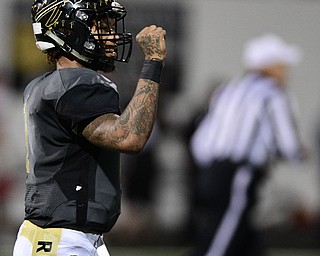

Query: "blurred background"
(1, 0), (320, 255)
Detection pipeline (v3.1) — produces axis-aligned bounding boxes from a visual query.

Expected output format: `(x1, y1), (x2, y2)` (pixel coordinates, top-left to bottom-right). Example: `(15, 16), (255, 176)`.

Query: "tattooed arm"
(82, 25), (166, 153)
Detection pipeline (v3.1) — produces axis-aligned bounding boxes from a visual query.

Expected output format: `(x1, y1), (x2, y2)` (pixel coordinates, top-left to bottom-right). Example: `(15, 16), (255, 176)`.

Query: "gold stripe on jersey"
(23, 102), (30, 173)
(20, 220), (62, 256)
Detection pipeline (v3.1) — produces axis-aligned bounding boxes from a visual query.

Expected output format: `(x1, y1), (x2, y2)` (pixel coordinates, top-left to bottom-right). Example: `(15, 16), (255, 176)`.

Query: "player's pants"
(13, 220), (110, 256)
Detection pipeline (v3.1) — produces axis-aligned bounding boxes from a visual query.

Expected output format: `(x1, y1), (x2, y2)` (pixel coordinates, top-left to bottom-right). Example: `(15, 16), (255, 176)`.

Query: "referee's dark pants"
(191, 159), (267, 256)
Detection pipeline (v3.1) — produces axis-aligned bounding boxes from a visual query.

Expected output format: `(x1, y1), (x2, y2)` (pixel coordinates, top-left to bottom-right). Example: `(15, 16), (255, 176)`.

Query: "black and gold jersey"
(23, 67), (122, 233)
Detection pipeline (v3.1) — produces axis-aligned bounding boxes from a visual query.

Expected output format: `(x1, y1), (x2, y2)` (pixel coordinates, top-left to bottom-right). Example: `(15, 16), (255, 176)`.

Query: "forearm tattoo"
(83, 79), (159, 151)
(119, 79), (159, 137)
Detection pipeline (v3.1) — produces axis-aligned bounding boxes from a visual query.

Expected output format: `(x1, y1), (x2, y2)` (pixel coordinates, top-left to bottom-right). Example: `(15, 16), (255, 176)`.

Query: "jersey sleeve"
(268, 90), (304, 161)
(56, 83), (120, 132)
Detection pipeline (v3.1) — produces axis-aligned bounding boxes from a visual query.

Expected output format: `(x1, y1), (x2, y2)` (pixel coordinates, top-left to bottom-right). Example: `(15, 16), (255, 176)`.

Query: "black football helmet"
(31, 0), (132, 72)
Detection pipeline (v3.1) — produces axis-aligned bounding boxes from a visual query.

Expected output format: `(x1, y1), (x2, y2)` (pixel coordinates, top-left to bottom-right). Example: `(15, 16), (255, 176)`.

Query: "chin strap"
(45, 30), (92, 64)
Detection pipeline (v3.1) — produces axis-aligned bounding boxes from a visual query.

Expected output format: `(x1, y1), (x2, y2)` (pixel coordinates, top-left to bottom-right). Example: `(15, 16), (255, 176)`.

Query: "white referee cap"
(242, 33), (302, 70)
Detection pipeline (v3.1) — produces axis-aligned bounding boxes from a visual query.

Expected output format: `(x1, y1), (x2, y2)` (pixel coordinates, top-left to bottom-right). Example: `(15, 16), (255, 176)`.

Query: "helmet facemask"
(80, 5), (133, 72)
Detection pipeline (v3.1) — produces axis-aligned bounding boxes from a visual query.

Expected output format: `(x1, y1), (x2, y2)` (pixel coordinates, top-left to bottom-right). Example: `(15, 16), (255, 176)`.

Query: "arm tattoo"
(119, 80), (159, 137)
(140, 34), (162, 59)
(83, 79), (159, 151)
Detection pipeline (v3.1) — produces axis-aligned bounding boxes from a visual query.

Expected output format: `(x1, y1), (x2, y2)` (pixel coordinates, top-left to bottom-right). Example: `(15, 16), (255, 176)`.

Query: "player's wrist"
(140, 58), (164, 84)
(145, 56), (164, 61)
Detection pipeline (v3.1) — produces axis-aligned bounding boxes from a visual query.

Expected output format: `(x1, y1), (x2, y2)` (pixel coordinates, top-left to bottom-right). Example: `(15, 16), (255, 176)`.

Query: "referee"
(190, 34), (306, 256)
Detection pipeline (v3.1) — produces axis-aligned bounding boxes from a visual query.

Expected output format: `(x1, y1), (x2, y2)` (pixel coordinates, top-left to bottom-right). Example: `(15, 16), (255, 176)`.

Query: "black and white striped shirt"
(190, 73), (304, 167)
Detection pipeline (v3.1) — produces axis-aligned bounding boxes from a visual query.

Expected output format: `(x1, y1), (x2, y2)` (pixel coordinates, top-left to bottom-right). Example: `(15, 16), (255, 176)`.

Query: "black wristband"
(140, 59), (164, 84)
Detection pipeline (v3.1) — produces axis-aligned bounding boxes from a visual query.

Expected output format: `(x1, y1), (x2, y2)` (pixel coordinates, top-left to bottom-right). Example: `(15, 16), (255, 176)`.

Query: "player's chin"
(105, 51), (117, 59)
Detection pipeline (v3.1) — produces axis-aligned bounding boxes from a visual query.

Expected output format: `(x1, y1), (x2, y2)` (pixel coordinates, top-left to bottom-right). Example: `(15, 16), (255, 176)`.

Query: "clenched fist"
(136, 25), (167, 62)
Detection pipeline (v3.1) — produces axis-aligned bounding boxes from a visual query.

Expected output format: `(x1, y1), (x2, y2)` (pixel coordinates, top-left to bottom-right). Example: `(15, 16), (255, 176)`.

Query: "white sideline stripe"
(205, 166), (253, 256)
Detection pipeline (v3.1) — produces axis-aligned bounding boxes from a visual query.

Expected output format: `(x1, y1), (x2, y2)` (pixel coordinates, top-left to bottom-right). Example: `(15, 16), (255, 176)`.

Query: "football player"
(13, 0), (166, 255)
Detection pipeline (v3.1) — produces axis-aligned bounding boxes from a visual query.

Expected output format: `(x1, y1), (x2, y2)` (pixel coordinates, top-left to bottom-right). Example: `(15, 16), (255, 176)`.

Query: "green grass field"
(2, 245), (320, 256)
(110, 247), (320, 256)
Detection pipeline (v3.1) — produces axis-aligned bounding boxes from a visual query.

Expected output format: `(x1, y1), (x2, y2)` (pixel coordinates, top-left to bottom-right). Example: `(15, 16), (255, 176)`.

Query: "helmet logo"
(34, 0), (64, 28)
